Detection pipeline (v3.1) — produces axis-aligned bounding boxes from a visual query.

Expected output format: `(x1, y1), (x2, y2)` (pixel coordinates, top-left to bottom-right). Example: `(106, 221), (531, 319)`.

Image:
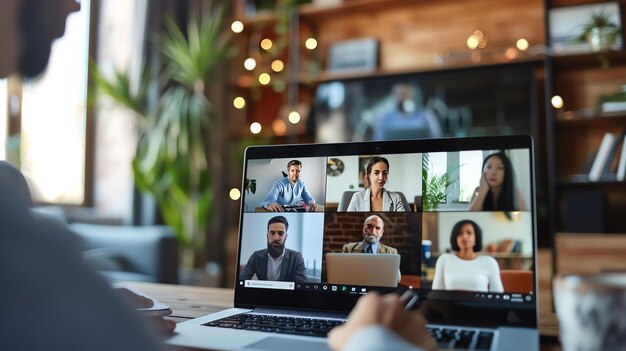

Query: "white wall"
(435, 211), (533, 256)
(325, 153), (423, 203)
(509, 148), (532, 209)
(244, 157), (327, 210)
(239, 213), (324, 278)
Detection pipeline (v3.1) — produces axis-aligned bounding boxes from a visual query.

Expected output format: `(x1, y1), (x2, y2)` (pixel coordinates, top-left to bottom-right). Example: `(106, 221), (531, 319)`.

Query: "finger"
(380, 294), (404, 327)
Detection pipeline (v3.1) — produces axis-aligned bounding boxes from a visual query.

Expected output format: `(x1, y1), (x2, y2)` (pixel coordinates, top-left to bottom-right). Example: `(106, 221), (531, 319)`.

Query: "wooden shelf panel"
(556, 112), (626, 127)
(552, 50), (626, 69)
(238, 11), (277, 27)
(232, 56), (544, 88)
(557, 175), (626, 186)
(311, 56), (544, 83)
(299, 0), (414, 22)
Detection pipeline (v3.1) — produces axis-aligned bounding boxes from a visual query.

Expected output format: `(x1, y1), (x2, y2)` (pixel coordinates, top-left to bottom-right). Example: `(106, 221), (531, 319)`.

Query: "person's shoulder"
(438, 253), (455, 262)
(353, 188), (367, 197)
(387, 189), (402, 200)
(343, 242), (359, 250)
(252, 249), (268, 257)
(286, 248), (304, 258)
(478, 255), (499, 265)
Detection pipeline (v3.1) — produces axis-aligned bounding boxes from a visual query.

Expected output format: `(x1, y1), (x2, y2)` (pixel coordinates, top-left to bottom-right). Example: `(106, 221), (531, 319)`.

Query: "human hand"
(266, 203), (284, 212)
(306, 202), (317, 212)
(115, 287), (176, 337)
(478, 171), (490, 192)
(328, 292), (435, 351)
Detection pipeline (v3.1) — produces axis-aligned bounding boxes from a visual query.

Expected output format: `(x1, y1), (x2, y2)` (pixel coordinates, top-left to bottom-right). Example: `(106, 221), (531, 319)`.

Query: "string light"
(259, 73), (271, 85)
(250, 122), (262, 134)
(229, 188), (241, 200)
(231, 21), (244, 33)
(233, 97), (246, 109)
(244, 58), (256, 71)
(551, 95), (564, 109)
(260, 38), (273, 51)
(288, 111), (301, 124)
(271, 59), (284, 72)
(305, 38), (318, 50)
(467, 30), (487, 50)
(516, 38), (529, 51)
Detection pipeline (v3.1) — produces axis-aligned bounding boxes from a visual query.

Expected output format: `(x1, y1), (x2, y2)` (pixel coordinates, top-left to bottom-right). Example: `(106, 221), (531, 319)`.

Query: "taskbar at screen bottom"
(238, 280), (535, 305)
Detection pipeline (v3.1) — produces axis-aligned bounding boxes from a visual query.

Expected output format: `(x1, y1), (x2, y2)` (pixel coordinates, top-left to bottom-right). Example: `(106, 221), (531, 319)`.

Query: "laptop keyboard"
(203, 314), (494, 350)
(428, 326), (494, 350)
(202, 313), (345, 338)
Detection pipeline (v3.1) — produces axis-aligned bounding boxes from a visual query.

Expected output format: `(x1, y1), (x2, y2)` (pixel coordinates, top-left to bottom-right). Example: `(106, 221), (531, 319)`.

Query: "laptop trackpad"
(246, 337), (330, 351)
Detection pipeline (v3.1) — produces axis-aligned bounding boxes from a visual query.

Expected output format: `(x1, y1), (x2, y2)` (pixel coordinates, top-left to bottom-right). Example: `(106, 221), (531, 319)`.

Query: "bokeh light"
(250, 122), (262, 134)
(233, 97), (246, 109)
(229, 188), (241, 200)
(231, 21), (244, 33)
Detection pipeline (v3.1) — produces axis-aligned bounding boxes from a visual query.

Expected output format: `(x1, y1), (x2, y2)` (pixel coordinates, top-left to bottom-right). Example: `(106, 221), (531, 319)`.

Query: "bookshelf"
(545, 0), (626, 235)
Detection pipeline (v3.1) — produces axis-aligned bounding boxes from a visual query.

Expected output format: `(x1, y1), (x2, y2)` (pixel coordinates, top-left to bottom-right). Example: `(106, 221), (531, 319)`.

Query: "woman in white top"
(347, 157), (406, 212)
(432, 220), (504, 293)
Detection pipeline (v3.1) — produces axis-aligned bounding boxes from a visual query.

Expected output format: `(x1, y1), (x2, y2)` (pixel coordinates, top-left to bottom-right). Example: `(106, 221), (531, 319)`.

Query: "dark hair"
(287, 160), (302, 168)
(18, 0), (55, 78)
(364, 156), (389, 188)
(449, 220), (482, 252)
(481, 152), (516, 211)
(267, 216), (289, 231)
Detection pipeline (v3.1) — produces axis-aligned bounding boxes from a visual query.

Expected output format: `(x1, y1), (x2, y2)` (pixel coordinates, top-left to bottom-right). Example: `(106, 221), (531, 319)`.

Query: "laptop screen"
(235, 135), (537, 327)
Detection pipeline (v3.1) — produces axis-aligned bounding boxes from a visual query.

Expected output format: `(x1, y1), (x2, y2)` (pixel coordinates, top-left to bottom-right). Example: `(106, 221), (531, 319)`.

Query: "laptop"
(325, 253), (400, 287)
(167, 135), (539, 351)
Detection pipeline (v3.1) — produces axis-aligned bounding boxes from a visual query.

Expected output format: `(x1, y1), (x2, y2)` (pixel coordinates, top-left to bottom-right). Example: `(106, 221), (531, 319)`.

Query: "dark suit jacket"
(239, 248), (308, 283)
(342, 241), (398, 254)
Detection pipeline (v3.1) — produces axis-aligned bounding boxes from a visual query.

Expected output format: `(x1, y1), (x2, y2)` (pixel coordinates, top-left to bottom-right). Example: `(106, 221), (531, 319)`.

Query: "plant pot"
(586, 27), (617, 52)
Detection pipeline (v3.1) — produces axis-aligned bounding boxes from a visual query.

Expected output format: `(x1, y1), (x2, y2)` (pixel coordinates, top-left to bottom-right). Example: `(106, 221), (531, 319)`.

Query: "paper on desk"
(113, 284), (172, 316)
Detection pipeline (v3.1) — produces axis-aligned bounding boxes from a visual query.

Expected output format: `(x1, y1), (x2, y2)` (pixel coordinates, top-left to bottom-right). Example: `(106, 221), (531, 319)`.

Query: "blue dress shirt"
(261, 177), (315, 208)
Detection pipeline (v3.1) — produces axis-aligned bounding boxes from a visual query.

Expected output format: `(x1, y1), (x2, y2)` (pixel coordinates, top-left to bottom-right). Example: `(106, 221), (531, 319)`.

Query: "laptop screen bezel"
(234, 135), (538, 328)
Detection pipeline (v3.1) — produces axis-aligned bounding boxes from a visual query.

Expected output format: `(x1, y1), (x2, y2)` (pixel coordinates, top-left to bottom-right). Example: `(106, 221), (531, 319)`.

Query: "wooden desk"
(127, 282), (234, 323)
(126, 281), (560, 349)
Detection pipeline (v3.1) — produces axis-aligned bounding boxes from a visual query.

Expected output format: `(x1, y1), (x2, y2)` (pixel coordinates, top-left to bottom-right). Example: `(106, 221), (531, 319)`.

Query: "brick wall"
(322, 212), (422, 280)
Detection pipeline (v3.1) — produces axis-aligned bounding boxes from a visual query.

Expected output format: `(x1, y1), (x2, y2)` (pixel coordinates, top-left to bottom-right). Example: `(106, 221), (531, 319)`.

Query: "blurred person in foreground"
(0, 1), (434, 350)
(0, 1), (171, 350)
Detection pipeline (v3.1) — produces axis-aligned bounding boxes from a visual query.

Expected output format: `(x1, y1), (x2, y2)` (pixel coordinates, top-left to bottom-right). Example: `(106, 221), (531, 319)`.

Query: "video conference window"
(239, 147), (534, 296)
(321, 212), (421, 288)
(422, 212), (533, 294)
(422, 149), (531, 212)
(325, 153), (422, 212)
(239, 213), (324, 284)
(243, 157), (327, 213)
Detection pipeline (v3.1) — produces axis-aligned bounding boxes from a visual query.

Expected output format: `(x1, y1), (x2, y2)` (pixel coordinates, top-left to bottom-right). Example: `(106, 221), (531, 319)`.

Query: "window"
(19, 0), (91, 204)
(0, 79), (7, 160)
(459, 150), (483, 202)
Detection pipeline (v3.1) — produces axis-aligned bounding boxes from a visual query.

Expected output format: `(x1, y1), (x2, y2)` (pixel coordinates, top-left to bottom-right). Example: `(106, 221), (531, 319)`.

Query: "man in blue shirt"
(262, 159), (318, 212)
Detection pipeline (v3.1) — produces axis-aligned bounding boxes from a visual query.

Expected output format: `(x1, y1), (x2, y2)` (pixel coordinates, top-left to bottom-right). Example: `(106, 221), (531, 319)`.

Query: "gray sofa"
(33, 206), (178, 284)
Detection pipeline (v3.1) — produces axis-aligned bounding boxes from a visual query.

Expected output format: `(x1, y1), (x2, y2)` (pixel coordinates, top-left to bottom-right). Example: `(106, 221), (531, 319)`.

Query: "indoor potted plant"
(579, 10), (621, 52)
(92, 6), (232, 271)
